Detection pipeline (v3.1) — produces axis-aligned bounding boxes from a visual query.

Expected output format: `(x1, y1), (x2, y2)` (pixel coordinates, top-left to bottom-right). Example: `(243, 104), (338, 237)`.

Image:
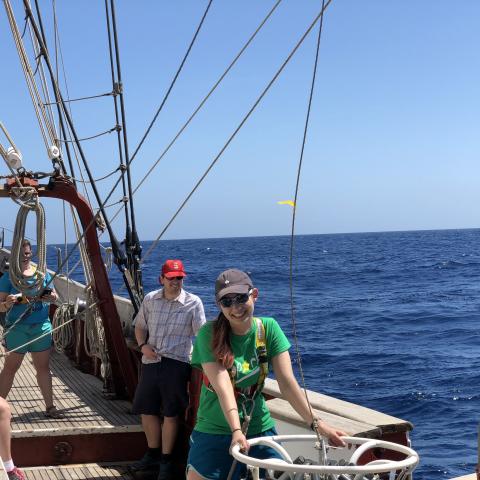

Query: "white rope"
(78, 286), (111, 382)
(3, 1), (58, 154)
(51, 303), (74, 351)
(9, 194), (47, 294)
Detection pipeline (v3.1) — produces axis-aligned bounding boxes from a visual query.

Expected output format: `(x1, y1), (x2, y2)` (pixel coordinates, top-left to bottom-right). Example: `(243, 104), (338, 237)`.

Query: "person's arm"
(0, 275), (16, 311)
(202, 361), (249, 451)
(192, 300), (207, 335)
(272, 351), (346, 446)
(133, 299), (157, 360)
(0, 291), (17, 312)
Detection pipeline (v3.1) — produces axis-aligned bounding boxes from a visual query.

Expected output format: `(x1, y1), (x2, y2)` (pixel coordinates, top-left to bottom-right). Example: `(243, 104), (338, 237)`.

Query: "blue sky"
(0, 1), (479, 244)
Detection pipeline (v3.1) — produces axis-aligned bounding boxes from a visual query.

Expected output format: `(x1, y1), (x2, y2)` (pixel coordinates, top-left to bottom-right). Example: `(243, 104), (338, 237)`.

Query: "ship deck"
(17, 463), (134, 479)
(2, 350), (146, 468)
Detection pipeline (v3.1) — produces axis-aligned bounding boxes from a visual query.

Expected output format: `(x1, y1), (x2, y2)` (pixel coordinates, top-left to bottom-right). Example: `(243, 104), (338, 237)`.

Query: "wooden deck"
(1, 350), (146, 467)
(20, 463), (134, 479)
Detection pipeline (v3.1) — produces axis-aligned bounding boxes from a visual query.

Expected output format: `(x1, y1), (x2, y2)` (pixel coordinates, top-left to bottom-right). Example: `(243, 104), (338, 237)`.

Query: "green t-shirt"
(192, 316), (291, 435)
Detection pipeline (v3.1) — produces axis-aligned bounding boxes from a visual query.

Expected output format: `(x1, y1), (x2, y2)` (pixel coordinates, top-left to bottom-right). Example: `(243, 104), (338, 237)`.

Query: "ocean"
(50, 229), (480, 479)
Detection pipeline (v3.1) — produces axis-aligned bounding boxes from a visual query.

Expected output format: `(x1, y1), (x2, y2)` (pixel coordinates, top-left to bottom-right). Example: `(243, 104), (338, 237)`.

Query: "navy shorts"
(187, 427), (281, 480)
(132, 358), (191, 417)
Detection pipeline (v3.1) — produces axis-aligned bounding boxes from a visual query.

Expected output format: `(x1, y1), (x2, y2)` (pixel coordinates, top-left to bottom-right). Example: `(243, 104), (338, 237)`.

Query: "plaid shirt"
(133, 288), (206, 364)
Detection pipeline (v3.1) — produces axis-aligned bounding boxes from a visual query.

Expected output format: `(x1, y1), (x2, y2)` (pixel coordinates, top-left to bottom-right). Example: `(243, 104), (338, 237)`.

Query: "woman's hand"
(140, 344), (158, 360)
(4, 294), (18, 308)
(314, 420), (347, 447)
(230, 429), (249, 453)
(41, 292), (57, 303)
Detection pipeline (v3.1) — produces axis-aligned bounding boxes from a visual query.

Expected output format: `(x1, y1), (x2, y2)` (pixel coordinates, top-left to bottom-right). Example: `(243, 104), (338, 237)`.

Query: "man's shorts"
(187, 427), (282, 480)
(131, 357), (191, 417)
(4, 320), (52, 354)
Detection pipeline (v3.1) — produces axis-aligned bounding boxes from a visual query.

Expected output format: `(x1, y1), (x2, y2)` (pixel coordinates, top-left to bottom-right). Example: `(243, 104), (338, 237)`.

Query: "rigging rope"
(3, 1), (57, 156)
(1, 298), (99, 357)
(104, 0), (283, 227)
(56, 125), (120, 143)
(51, 303), (74, 351)
(44, 90), (114, 105)
(128, 0), (214, 166)
(141, 0), (333, 264)
(68, 166), (121, 184)
(83, 286), (110, 375)
(287, 0), (328, 456)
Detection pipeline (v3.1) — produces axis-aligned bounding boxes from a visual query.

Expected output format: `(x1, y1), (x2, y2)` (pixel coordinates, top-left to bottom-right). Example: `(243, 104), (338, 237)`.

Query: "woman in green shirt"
(186, 269), (346, 480)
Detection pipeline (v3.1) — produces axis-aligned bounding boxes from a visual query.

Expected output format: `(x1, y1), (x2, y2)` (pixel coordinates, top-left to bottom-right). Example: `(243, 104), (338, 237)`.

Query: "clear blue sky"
(1, 1), (479, 245)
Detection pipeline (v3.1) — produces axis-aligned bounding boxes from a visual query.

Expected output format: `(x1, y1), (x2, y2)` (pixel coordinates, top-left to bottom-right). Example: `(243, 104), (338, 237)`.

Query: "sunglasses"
(165, 276), (184, 281)
(219, 291), (252, 308)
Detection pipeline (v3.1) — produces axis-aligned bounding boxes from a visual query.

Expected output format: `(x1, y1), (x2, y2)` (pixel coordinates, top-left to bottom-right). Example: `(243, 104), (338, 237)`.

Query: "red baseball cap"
(161, 259), (187, 278)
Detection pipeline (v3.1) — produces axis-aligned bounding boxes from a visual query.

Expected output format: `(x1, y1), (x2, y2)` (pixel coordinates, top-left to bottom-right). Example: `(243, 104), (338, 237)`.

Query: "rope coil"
(9, 193), (47, 294)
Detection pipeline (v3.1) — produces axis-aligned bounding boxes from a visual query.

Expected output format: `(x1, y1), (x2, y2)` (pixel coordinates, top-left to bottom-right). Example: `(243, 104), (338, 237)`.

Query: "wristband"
(138, 342), (147, 350)
(231, 428), (242, 434)
(310, 417), (320, 431)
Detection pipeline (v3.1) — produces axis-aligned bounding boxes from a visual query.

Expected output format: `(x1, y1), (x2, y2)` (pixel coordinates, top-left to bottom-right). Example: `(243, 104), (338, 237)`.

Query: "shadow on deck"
(3, 350), (146, 467)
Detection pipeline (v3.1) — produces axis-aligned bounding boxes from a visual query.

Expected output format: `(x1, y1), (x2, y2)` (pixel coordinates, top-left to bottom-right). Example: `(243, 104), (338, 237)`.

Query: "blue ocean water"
(50, 229), (480, 479)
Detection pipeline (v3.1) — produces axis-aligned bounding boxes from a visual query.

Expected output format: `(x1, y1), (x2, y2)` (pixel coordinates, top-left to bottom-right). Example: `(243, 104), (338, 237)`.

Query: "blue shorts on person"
(4, 320), (52, 354)
(187, 427), (281, 480)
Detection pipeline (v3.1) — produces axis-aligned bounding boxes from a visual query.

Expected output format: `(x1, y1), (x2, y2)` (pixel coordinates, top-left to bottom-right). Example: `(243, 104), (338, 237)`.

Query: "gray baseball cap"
(215, 269), (253, 301)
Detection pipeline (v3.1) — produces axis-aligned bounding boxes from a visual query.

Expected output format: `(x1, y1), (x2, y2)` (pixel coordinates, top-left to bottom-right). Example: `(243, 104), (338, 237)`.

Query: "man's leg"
(142, 414), (162, 448)
(161, 415), (178, 454)
(0, 353), (24, 399)
(129, 414), (162, 471)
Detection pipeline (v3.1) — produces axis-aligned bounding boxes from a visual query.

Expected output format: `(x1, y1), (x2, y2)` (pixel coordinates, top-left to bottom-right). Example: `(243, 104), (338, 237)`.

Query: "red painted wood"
(37, 177), (137, 399)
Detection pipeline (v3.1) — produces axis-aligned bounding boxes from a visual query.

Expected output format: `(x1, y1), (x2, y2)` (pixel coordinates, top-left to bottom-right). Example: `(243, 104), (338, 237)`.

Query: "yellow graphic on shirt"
(241, 360), (250, 372)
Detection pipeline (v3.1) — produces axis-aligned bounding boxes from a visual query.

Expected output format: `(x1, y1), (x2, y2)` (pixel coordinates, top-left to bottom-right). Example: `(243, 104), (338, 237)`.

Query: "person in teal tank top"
(0, 239), (62, 419)
(187, 269), (346, 480)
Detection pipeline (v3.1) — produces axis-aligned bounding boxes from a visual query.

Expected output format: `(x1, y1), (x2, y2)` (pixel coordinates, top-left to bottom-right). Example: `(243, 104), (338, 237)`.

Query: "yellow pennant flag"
(277, 200), (295, 207)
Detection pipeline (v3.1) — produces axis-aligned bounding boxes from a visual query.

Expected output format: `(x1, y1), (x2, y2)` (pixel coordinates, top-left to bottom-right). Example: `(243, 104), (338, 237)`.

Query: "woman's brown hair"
(211, 312), (234, 369)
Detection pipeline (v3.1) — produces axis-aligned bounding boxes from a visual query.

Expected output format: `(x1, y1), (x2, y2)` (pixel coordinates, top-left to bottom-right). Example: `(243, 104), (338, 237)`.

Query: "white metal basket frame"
(230, 435), (419, 479)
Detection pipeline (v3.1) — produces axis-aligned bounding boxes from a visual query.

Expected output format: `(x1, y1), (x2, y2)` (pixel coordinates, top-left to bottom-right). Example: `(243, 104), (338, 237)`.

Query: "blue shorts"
(187, 427), (281, 480)
(4, 321), (52, 354)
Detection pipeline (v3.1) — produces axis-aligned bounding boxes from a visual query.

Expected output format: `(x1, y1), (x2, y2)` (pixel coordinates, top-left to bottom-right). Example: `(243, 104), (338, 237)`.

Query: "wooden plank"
(264, 378), (413, 434)
(267, 397), (381, 438)
(0, 351), (142, 437)
(21, 464), (134, 480)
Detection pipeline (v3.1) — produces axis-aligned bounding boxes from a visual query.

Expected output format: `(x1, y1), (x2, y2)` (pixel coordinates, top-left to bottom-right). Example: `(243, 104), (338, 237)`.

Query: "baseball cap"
(215, 269), (253, 300)
(161, 259), (187, 278)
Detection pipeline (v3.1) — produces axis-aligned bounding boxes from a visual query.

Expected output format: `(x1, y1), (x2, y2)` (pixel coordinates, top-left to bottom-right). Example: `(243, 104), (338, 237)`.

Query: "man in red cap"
(131, 259), (206, 480)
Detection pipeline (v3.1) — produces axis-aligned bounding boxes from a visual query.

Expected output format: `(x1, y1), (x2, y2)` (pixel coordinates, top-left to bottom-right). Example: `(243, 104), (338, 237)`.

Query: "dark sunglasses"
(166, 276), (184, 281)
(219, 291), (251, 308)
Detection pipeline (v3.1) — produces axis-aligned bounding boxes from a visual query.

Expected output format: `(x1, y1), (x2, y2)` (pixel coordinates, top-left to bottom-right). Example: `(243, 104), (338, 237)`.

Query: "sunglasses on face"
(166, 276), (184, 281)
(219, 291), (251, 308)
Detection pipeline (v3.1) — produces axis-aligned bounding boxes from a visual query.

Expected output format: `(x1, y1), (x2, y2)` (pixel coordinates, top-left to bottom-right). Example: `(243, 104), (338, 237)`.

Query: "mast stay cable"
(104, 0), (139, 299)
(287, 0), (328, 461)
(128, 0), (214, 167)
(19, 0), (143, 311)
(141, 0), (333, 264)
(106, 0), (283, 227)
